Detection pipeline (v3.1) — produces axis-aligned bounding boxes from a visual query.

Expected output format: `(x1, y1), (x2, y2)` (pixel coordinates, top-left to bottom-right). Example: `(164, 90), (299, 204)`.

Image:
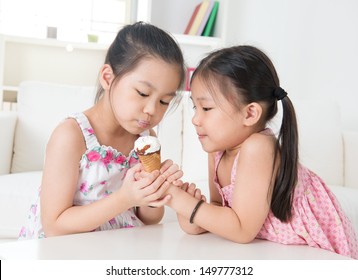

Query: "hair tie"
(274, 87), (287, 101)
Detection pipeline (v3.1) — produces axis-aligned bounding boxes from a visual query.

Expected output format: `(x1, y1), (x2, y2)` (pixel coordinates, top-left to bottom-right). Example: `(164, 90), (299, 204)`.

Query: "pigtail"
(271, 96), (299, 222)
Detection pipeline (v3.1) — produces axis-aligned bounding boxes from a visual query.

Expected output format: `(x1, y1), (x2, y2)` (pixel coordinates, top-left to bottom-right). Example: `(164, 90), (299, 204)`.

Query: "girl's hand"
(121, 164), (171, 208)
(134, 159), (184, 186)
(160, 159), (183, 186)
(166, 182), (207, 235)
(180, 182), (207, 201)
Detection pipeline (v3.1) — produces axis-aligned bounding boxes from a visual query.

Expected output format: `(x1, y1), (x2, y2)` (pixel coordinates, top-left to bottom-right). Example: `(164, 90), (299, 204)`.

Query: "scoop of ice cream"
(134, 136), (161, 155)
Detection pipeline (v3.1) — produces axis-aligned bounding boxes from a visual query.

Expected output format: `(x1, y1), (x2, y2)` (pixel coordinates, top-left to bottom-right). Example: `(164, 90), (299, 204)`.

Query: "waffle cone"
(138, 150), (161, 172)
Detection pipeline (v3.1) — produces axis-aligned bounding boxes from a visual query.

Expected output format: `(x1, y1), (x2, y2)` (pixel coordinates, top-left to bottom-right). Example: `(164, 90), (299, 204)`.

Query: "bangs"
(192, 69), (244, 111)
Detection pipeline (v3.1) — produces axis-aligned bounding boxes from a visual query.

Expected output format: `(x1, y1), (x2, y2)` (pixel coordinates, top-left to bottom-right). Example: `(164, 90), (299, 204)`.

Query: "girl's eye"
(203, 107), (212, 111)
(160, 100), (170, 106)
(192, 105), (197, 110)
(138, 91), (149, 97)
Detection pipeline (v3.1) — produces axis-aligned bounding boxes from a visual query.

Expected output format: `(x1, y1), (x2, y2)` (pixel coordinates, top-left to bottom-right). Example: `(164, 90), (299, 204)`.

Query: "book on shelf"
(196, 0), (215, 36)
(202, 1), (219, 37)
(188, 0), (212, 36)
(184, 2), (201, 34)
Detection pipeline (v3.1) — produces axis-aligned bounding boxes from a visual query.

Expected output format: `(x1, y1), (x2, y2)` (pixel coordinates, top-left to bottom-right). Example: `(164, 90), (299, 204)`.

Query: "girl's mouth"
(197, 133), (207, 139)
(138, 120), (150, 128)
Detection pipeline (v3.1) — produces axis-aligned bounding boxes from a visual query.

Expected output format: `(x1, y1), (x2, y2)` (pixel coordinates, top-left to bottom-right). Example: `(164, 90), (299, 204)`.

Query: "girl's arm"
(175, 182), (207, 234)
(41, 119), (120, 236)
(41, 120), (171, 237)
(166, 133), (276, 243)
(175, 153), (220, 234)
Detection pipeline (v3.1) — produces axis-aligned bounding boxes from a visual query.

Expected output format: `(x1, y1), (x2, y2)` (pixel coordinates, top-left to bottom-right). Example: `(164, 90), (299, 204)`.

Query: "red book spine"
(184, 3), (202, 34)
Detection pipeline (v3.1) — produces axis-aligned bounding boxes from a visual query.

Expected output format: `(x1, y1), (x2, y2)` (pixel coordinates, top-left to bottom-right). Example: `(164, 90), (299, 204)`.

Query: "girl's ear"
(243, 102), (262, 126)
(99, 64), (114, 90)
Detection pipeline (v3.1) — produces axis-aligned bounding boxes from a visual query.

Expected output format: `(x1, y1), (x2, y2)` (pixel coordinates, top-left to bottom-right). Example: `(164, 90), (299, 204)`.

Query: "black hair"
(95, 21), (185, 102)
(192, 45), (298, 222)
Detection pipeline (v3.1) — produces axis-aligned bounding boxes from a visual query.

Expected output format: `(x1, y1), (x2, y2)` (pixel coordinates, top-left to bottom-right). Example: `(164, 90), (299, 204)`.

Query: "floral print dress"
(19, 112), (145, 239)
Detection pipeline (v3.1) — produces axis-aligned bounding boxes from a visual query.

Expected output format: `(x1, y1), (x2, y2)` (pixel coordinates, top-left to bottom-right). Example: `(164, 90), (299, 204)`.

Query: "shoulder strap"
(231, 151), (241, 185)
(214, 151), (224, 173)
(68, 112), (100, 150)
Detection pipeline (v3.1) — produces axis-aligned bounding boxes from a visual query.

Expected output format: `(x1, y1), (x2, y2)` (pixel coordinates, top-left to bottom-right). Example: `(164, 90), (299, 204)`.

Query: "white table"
(0, 222), (351, 260)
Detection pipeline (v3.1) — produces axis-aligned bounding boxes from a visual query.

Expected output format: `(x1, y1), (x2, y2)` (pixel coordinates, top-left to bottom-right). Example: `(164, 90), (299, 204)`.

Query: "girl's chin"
(200, 143), (216, 154)
(126, 126), (146, 136)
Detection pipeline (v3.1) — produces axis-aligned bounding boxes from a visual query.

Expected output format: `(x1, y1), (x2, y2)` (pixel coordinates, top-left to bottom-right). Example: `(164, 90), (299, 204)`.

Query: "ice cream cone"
(134, 136), (161, 172)
(138, 150), (161, 172)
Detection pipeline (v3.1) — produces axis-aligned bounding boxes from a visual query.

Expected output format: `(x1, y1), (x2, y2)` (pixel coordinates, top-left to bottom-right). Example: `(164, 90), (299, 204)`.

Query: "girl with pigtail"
(164, 45), (358, 259)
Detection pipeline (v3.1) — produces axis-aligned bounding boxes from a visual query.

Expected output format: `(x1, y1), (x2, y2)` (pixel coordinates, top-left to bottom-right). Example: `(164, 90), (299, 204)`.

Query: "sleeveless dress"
(214, 131), (358, 259)
(19, 112), (145, 239)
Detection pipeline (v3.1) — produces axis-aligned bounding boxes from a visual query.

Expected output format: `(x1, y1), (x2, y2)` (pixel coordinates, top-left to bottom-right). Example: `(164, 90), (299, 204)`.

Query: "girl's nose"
(143, 100), (157, 116)
(192, 111), (200, 126)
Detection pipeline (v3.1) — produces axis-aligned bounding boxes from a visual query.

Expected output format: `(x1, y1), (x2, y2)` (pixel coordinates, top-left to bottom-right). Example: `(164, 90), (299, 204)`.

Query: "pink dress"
(214, 141), (358, 259)
(19, 112), (145, 239)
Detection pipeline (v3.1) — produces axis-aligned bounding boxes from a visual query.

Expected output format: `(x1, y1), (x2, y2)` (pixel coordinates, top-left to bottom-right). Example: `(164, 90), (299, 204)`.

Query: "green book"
(202, 1), (219, 37)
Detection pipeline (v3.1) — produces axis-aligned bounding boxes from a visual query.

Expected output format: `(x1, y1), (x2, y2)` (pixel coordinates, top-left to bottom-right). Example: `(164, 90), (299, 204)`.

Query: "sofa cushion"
(0, 111), (17, 175)
(11, 81), (96, 173)
(0, 171), (42, 238)
(329, 185), (358, 236)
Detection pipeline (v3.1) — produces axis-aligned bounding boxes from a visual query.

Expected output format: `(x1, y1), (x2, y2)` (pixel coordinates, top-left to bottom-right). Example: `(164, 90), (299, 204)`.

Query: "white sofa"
(1, 81), (358, 244)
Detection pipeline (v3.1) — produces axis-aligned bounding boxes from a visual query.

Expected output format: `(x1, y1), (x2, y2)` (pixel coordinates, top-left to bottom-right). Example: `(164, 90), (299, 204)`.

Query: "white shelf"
(0, 33), (221, 53)
(0, 34), (110, 51)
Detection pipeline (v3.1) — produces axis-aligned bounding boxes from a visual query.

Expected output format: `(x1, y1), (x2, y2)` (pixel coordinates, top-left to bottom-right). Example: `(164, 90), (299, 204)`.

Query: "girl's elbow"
(179, 223), (206, 235)
(143, 217), (162, 225)
(228, 228), (257, 244)
(42, 224), (62, 238)
(139, 208), (164, 225)
(42, 217), (65, 237)
(233, 235), (256, 244)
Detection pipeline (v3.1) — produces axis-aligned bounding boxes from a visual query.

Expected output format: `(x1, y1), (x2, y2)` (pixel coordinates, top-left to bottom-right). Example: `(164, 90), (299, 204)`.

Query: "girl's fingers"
(180, 182), (189, 191)
(159, 162), (183, 183)
(186, 184), (196, 196)
(134, 170), (146, 181)
(136, 170), (161, 189)
(161, 163), (180, 176)
(145, 180), (171, 201)
(140, 172), (167, 196)
(194, 188), (202, 199)
(172, 179), (183, 186)
(148, 194), (172, 208)
(126, 163), (143, 179)
(165, 170), (184, 183)
(159, 159), (173, 173)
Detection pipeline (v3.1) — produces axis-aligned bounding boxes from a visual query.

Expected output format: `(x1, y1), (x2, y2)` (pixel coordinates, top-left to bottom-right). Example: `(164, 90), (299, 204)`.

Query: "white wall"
(148, 0), (358, 131)
(150, 0), (358, 112)
(224, 0), (358, 130)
